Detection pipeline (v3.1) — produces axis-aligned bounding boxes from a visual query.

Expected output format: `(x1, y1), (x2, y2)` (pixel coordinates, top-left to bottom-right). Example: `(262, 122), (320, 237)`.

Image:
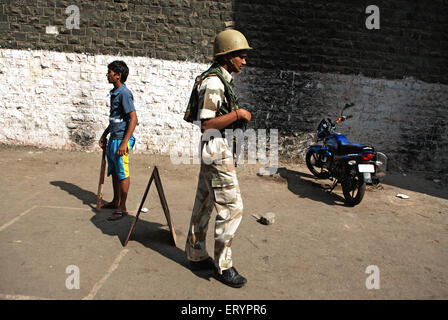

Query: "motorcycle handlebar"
(335, 114), (353, 124)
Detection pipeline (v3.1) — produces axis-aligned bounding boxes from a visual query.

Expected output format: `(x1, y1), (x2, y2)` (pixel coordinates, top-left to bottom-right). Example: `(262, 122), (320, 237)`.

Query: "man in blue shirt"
(99, 60), (138, 221)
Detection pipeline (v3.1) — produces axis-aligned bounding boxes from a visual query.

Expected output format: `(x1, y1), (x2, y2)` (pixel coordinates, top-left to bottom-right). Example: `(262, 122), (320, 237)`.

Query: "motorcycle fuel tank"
(325, 133), (346, 150)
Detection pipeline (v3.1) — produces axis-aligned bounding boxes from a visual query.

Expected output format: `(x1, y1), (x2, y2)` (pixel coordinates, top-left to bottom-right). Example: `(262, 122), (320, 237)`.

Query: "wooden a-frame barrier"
(124, 166), (177, 247)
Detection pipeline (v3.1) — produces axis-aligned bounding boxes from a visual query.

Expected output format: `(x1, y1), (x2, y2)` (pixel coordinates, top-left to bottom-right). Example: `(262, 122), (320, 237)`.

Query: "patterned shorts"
(106, 136), (135, 180)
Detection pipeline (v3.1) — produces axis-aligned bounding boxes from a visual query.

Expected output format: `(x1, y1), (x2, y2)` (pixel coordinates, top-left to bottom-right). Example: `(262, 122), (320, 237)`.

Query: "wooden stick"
(95, 146), (107, 211)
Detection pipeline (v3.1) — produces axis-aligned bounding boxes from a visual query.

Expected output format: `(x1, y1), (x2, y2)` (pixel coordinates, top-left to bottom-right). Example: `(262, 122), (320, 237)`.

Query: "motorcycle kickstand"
(327, 179), (339, 194)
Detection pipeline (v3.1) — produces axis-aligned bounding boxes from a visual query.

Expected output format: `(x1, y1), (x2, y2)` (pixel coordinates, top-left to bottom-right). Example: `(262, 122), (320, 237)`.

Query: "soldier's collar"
(218, 66), (233, 84)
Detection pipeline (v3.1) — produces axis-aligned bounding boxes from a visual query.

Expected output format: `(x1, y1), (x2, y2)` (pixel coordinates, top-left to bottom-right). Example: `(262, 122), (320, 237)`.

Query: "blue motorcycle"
(306, 103), (387, 206)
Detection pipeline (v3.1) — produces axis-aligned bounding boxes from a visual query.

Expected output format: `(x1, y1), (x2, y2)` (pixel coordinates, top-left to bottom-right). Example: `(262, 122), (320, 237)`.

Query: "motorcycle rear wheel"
(342, 174), (366, 206)
(306, 149), (330, 179)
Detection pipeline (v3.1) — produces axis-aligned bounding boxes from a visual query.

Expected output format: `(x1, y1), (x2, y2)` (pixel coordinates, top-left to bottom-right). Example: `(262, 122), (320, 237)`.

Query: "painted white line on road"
(40, 205), (93, 211)
(0, 205), (92, 233)
(82, 249), (130, 300)
(0, 205), (38, 233)
(0, 293), (54, 300)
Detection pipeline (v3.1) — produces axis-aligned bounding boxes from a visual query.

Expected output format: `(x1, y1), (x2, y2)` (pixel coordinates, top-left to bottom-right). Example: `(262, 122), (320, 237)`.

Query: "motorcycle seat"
(334, 135), (373, 154)
(337, 143), (372, 155)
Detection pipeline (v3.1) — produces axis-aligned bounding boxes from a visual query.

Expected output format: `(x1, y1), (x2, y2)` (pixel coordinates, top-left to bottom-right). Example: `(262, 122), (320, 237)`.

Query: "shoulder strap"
(183, 68), (217, 123)
(183, 64), (240, 123)
(205, 65), (240, 116)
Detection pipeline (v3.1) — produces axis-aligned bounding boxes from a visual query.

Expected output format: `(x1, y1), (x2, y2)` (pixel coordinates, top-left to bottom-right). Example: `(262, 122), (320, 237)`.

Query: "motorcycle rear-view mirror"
(341, 103), (355, 115)
(345, 103), (355, 108)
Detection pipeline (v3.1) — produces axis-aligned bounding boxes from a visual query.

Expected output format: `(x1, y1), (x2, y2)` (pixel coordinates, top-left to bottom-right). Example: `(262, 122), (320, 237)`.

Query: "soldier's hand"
(236, 108), (251, 123)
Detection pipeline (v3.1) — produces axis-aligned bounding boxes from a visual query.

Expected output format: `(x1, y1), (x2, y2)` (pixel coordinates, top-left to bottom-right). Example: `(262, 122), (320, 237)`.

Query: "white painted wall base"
(0, 48), (205, 154)
(1, 48), (447, 173)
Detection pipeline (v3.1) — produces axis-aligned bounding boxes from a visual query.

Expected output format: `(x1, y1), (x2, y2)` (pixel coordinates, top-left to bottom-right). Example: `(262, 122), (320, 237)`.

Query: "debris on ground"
(252, 212), (276, 225)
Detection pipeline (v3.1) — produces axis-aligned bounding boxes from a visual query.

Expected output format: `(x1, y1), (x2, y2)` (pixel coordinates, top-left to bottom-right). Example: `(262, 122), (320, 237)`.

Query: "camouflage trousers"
(185, 158), (244, 274)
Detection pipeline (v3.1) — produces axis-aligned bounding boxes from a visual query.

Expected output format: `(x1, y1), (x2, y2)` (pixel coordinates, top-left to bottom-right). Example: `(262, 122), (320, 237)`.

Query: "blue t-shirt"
(109, 83), (136, 140)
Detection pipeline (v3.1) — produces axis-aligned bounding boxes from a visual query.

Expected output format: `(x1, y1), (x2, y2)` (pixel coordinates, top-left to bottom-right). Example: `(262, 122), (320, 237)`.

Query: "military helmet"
(213, 29), (252, 57)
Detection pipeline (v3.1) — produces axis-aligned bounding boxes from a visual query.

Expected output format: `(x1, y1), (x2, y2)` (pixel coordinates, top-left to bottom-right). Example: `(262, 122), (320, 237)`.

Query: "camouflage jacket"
(185, 64), (242, 163)
(184, 63), (240, 124)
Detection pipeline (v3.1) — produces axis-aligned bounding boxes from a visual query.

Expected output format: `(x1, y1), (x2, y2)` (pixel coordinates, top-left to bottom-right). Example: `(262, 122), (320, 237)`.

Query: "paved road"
(0, 145), (447, 301)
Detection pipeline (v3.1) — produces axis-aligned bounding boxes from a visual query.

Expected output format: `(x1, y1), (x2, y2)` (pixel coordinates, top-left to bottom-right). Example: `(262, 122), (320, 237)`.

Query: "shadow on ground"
(49, 181), (213, 281)
(261, 167), (349, 206)
(379, 172), (448, 200)
(49, 181), (97, 208)
(264, 166), (448, 202)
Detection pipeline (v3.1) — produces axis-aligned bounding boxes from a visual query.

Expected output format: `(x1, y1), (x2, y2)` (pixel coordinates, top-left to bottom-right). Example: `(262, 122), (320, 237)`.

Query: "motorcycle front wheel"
(341, 173), (366, 206)
(306, 149), (330, 179)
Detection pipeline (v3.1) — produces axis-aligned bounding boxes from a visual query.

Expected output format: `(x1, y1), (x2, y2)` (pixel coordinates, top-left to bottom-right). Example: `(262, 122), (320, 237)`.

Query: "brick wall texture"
(0, 0), (233, 62)
(2, 0), (447, 83)
(0, 0), (447, 175)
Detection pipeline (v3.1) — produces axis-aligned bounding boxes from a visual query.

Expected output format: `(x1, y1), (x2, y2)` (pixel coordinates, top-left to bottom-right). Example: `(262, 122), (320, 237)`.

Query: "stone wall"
(2, 1), (446, 84)
(0, 0), (233, 62)
(235, 69), (448, 173)
(0, 0), (447, 174)
(0, 48), (205, 154)
(233, 0), (448, 84)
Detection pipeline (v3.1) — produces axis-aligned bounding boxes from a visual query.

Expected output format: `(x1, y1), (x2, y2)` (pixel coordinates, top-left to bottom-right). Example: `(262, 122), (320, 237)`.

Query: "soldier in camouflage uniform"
(184, 29), (253, 288)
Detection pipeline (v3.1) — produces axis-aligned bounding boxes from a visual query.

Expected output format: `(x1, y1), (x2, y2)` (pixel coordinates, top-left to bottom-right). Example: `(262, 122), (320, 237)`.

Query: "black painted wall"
(233, 0), (448, 84)
(1, 0), (447, 84)
(0, 0), (233, 61)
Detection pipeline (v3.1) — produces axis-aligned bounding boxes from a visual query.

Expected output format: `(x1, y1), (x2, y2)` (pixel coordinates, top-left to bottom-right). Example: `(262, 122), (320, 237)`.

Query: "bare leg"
(102, 174), (120, 208)
(110, 174), (121, 207)
(107, 176), (129, 221)
(118, 177), (130, 213)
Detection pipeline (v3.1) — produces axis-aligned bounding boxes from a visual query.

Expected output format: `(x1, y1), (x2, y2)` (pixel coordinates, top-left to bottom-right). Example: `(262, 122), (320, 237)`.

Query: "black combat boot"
(214, 267), (247, 288)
